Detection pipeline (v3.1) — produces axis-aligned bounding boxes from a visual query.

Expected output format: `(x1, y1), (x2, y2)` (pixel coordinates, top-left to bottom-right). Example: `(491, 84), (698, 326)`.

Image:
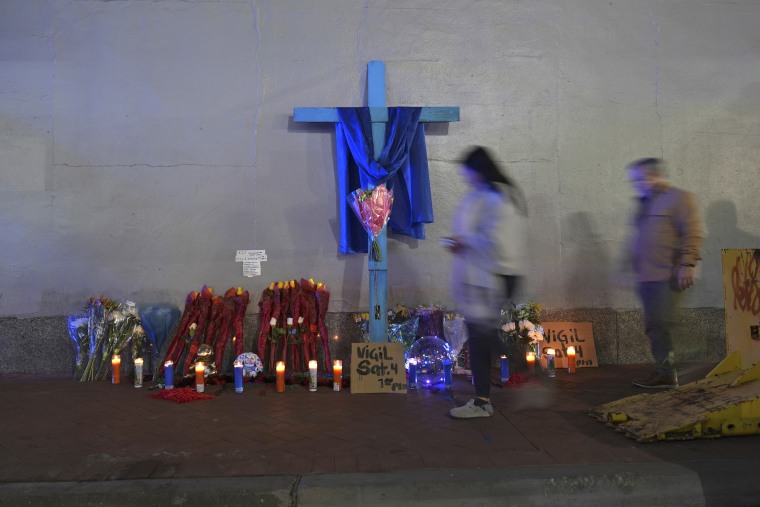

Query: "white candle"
(134, 358), (143, 388)
(195, 362), (205, 393)
(308, 359), (318, 392)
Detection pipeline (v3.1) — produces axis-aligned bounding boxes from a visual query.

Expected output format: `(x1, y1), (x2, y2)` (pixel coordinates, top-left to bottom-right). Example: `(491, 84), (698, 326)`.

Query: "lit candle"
(333, 360), (342, 391)
(443, 359), (453, 390)
(164, 360), (174, 390)
(408, 358), (418, 389)
(276, 361), (285, 393)
(526, 352), (535, 373)
(546, 348), (556, 378)
(234, 360), (244, 394)
(500, 355), (510, 383)
(195, 362), (205, 393)
(308, 359), (318, 392)
(567, 346), (576, 374)
(111, 355), (121, 384)
(134, 358), (143, 388)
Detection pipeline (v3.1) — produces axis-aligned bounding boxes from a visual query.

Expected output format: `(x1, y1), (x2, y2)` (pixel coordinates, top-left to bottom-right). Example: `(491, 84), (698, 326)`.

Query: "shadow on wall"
(562, 211), (612, 308)
(701, 199), (760, 304)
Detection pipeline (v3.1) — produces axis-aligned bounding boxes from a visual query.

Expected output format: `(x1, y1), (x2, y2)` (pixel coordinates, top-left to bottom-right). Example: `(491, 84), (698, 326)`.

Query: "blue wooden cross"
(294, 61), (459, 342)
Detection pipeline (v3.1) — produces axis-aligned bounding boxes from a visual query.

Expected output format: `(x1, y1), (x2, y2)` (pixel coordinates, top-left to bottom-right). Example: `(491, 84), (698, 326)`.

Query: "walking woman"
(445, 146), (527, 419)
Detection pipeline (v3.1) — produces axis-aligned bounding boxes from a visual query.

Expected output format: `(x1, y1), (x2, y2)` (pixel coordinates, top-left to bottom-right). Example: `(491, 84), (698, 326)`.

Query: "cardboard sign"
(539, 322), (598, 368)
(350, 342), (407, 394)
(722, 249), (760, 368)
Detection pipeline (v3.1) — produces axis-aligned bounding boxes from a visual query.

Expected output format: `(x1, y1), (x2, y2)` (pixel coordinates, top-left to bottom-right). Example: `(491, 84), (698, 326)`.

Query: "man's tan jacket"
(630, 182), (703, 283)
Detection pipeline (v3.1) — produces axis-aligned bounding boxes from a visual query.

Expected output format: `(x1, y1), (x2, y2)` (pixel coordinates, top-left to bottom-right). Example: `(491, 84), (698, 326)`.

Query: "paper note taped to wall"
(236, 250), (266, 277)
(235, 250), (267, 262)
(243, 261), (261, 277)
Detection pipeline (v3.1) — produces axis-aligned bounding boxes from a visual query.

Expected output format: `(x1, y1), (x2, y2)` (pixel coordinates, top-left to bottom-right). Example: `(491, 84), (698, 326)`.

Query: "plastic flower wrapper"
(80, 296), (117, 381)
(347, 184), (394, 261)
(354, 313), (370, 342)
(236, 352), (264, 378)
(443, 312), (468, 366)
(131, 324), (148, 366)
(95, 300), (144, 380)
(387, 315), (419, 357)
(415, 305), (444, 339)
(68, 314), (90, 380)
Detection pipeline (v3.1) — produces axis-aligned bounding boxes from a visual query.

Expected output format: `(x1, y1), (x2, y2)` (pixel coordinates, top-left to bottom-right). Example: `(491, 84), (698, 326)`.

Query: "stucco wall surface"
(1, 0), (759, 322)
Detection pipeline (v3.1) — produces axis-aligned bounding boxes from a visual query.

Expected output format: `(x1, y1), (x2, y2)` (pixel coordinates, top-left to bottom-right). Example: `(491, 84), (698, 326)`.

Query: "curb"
(0, 463), (711, 507)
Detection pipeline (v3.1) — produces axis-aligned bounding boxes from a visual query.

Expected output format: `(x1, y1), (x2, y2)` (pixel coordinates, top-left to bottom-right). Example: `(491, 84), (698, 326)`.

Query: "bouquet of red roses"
(347, 184), (394, 261)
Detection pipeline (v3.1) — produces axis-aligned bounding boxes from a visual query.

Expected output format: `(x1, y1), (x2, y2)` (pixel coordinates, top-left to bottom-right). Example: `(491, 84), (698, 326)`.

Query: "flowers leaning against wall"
(499, 301), (544, 367)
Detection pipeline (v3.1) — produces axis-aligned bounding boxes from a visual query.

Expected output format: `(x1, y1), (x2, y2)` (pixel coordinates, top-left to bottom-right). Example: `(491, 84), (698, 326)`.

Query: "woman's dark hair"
(461, 146), (527, 215)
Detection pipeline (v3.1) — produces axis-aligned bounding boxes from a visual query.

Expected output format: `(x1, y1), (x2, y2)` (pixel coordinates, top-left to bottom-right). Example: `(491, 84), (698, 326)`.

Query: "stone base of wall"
(0, 308), (727, 375)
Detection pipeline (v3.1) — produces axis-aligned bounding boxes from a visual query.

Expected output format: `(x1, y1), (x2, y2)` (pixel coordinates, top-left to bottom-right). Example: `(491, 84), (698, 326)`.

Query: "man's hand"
(678, 265), (696, 291)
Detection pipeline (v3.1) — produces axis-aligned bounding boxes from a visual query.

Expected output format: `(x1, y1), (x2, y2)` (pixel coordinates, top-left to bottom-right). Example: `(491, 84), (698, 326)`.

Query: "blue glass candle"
(234, 360), (244, 393)
(443, 359), (453, 390)
(500, 355), (510, 383)
(164, 360), (174, 390)
(408, 358), (417, 389)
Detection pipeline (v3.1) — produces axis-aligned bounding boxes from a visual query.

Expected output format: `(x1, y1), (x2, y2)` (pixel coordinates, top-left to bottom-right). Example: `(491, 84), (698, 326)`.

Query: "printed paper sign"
(235, 250), (267, 262)
(539, 322), (598, 368)
(350, 342), (407, 394)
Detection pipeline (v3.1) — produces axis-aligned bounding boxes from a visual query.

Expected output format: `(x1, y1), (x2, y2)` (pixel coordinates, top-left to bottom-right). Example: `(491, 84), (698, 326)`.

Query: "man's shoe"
(632, 372), (678, 389)
(450, 399), (494, 419)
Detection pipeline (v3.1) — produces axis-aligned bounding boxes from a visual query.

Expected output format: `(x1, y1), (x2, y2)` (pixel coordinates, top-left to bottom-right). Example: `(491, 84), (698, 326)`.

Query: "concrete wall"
(1, 1), (759, 372)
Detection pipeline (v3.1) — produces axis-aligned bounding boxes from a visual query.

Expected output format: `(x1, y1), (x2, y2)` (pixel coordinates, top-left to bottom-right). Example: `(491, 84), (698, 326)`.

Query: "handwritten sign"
(350, 342), (407, 394)
(540, 322), (598, 368)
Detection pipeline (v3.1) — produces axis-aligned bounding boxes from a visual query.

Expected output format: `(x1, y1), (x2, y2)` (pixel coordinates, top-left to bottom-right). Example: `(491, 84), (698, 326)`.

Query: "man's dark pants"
(638, 279), (681, 377)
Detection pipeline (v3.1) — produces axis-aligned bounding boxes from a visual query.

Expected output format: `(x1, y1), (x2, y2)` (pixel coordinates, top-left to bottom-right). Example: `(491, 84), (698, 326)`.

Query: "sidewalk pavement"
(1, 362), (758, 506)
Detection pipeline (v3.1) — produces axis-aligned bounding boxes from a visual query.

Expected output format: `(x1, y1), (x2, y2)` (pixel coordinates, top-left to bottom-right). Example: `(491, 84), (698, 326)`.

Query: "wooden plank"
(294, 106), (459, 123)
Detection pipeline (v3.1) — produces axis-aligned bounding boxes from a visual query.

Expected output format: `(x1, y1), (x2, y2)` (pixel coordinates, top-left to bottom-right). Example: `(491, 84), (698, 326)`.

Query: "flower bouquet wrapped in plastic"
(387, 316), (419, 357)
(347, 184), (394, 261)
(443, 312), (468, 371)
(68, 314), (90, 380)
(80, 296), (116, 381)
(94, 300), (144, 380)
(499, 301), (544, 372)
(353, 313), (371, 342)
(387, 304), (419, 357)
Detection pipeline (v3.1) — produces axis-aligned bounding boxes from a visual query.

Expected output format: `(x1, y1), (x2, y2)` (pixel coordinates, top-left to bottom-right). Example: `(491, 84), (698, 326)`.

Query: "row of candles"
(112, 345), (579, 390)
(110, 354), (344, 393)
(523, 345), (578, 377)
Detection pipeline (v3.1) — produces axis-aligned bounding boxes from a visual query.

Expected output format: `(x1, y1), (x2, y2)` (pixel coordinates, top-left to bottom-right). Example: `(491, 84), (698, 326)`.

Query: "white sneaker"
(450, 399), (494, 419)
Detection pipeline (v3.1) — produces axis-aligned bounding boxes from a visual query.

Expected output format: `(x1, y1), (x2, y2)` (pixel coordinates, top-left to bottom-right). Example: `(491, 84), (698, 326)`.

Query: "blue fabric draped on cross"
(336, 107), (434, 254)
